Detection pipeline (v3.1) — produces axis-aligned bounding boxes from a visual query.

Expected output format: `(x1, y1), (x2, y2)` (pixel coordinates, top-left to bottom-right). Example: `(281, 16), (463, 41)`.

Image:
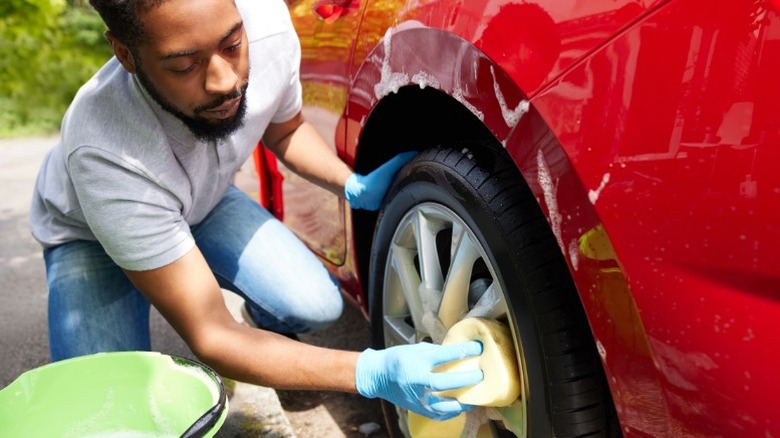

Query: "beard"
(135, 67), (249, 143)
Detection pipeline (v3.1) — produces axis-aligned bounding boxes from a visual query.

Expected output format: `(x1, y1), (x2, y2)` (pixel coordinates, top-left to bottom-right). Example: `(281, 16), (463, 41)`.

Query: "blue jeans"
(45, 186), (343, 361)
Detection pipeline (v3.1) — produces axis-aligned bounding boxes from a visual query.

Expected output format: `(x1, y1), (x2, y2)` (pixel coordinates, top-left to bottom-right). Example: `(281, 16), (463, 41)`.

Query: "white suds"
(536, 150), (564, 251)
(490, 66), (529, 129)
(588, 173), (611, 204)
(373, 28), (409, 99)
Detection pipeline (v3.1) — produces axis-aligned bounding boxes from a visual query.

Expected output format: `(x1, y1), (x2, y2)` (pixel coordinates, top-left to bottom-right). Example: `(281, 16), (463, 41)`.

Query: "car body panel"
(531, 1), (780, 435)
(350, 0), (669, 98)
(250, 0), (780, 435)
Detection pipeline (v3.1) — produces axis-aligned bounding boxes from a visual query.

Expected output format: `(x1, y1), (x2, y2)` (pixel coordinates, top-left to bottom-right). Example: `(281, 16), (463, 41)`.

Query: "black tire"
(368, 145), (617, 437)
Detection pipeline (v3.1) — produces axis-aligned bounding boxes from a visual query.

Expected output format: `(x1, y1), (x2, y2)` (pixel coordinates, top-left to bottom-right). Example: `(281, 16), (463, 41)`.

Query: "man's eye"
(226, 42), (242, 53)
(171, 64), (197, 75)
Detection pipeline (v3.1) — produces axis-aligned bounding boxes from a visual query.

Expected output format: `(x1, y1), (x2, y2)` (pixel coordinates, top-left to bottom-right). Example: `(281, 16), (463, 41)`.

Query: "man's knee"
(296, 284), (343, 332)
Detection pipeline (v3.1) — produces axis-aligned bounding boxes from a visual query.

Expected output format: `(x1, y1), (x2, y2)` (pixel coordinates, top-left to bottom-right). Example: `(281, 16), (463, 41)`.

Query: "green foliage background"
(0, 0), (112, 137)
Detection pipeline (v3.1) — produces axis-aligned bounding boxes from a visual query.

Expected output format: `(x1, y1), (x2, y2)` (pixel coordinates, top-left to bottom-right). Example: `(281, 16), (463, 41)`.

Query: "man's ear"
(104, 31), (138, 74)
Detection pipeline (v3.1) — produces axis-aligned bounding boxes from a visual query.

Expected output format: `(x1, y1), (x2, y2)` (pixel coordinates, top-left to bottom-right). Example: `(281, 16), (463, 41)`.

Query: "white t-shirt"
(29, 0), (301, 271)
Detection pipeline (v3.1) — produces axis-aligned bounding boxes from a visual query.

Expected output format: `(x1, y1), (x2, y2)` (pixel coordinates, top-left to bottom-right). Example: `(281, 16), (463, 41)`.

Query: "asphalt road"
(0, 135), (52, 385)
(0, 135), (195, 387)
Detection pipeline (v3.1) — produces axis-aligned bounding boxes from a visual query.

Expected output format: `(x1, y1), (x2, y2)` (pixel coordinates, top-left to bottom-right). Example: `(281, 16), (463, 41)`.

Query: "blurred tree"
(0, 0), (112, 137)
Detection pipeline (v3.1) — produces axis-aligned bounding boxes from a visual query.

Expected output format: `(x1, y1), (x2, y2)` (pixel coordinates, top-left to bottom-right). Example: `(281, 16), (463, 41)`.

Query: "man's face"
(131, 0), (250, 141)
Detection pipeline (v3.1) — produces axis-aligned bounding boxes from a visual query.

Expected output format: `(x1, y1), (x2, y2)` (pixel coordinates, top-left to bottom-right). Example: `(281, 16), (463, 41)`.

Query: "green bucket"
(0, 351), (228, 437)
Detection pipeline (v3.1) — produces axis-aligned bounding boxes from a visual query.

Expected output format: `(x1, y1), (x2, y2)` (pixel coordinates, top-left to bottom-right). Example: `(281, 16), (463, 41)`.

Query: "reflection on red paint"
(313, 0), (360, 22)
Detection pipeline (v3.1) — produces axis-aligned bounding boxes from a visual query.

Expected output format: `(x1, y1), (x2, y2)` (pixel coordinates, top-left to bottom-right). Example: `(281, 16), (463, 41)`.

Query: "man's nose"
(205, 54), (238, 95)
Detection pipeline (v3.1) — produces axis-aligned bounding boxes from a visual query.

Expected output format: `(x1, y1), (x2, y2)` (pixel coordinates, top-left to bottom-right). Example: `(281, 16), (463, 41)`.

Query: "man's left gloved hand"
(344, 151), (416, 211)
(355, 341), (484, 421)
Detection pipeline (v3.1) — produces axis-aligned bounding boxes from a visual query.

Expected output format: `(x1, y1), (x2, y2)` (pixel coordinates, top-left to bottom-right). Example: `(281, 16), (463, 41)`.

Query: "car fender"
(345, 23), (528, 163)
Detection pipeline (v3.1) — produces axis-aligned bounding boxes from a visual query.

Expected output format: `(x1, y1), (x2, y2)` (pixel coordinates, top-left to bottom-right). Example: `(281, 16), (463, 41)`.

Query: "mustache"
(194, 83), (249, 114)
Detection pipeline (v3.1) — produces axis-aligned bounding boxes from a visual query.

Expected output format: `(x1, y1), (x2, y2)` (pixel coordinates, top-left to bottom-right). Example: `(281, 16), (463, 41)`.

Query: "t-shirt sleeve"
(68, 146), (194, 271)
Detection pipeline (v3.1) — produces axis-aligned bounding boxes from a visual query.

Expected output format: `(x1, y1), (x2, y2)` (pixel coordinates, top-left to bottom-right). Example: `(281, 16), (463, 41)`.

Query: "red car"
(246, 0), (780, 436)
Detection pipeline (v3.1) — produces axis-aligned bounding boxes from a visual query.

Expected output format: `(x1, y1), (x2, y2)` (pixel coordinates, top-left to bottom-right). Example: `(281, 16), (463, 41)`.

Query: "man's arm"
(124, 245), (361, 391)
(125, 236), (482, 420)
(262, 111), (353, 196)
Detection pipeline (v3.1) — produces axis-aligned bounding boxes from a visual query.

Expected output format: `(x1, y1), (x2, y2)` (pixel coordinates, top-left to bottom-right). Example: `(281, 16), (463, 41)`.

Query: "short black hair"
(88, 0), (167, 49)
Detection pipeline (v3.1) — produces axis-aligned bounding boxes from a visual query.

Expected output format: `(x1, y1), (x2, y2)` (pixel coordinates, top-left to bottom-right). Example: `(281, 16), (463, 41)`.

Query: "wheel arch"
(350, 86), (496, 294)
(346, 26), (529, 300)
(346, 25), (629, 320)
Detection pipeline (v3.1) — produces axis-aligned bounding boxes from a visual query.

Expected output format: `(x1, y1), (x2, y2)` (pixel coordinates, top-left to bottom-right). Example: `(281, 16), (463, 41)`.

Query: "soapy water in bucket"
(68, 364), (217, 437)
(0, 352), (227, 438)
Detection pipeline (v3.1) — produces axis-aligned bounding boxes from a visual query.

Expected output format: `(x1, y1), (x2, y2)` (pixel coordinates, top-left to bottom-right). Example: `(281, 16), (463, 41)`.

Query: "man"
(29, 0), (483, 422)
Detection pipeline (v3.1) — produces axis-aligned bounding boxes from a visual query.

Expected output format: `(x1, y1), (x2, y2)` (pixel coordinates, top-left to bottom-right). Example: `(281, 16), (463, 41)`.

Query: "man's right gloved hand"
(344, 151), (417, 211)
(355, 341), (484, 421)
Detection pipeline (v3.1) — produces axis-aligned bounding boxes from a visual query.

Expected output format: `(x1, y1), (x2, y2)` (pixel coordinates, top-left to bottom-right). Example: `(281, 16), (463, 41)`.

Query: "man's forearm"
(196, 321), (361, 392)
(126, 247), (361, 392)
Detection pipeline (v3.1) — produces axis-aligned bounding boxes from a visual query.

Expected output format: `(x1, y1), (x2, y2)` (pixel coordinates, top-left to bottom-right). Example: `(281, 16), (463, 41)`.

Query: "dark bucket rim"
(170, 355), (227, 438)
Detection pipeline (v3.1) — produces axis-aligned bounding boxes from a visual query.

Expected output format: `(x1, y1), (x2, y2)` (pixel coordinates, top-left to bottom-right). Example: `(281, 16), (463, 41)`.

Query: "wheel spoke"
(414, 209), (446, 295)
(465, 282), (506, 320)
(390, 244), (425, 336)
(487, 399), (527, 438)
(450, 220), (465, 260)
(383, 315), (416, 346)
(437, 230), (482, 329)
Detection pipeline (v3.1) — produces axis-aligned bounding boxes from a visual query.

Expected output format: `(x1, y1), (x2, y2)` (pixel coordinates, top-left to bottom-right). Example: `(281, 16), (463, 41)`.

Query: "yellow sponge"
(408, 411), (467, 438)
(436, 318), (520, 407)
(406, 318), (521, 438)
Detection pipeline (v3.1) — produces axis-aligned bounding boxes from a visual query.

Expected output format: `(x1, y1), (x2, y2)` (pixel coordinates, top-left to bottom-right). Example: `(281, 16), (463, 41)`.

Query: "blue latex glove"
(344, 151), (417, 210)
(355, 341), (484, 420)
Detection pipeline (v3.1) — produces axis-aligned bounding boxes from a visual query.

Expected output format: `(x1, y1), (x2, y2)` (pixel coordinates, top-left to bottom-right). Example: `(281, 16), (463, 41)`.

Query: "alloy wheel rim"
(381, 202), (528, 437)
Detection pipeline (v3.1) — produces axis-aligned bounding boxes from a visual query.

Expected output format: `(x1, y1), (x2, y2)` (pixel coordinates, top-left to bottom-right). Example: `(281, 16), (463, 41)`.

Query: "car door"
(279, 0), (366, 267)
